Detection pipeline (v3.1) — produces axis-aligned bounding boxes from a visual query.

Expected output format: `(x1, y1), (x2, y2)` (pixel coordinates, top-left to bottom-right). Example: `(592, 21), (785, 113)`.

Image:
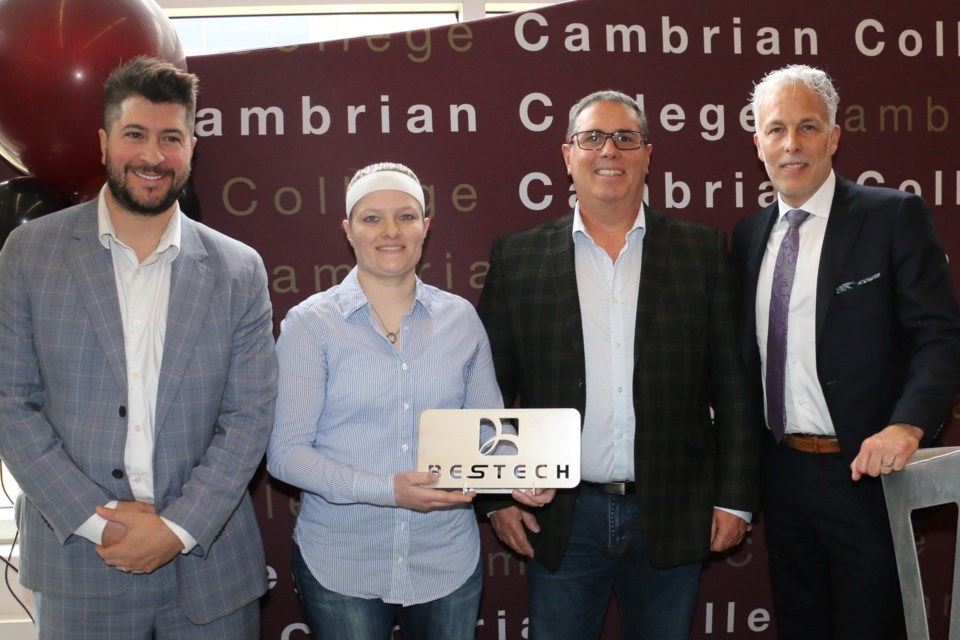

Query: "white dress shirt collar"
(776, 170), (836, 225)
(96, 185), (183, 261)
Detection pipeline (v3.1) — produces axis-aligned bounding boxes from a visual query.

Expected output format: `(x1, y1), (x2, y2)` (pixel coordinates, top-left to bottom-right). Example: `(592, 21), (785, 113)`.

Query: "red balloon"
(0, 0), (185, 196)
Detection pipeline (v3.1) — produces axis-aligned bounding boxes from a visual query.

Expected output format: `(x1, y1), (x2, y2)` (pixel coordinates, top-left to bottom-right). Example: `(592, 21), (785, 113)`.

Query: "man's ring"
(881, 463), (893, 468)
(119, 566), (128, 573)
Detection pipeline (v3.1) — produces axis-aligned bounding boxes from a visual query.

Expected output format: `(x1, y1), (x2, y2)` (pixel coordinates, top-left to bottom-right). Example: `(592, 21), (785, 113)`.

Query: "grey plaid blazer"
(477, 207), (758, 571)
(0, 200), (278, 624)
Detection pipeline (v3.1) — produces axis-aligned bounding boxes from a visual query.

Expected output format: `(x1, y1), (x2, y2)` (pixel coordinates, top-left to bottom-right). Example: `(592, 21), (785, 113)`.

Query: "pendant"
(386, 331), (398, 344)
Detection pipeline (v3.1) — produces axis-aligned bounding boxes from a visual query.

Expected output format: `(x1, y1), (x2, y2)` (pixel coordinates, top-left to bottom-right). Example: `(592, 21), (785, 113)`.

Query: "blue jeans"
(291, 543), (482, 640)
(528, 483), (701, 640)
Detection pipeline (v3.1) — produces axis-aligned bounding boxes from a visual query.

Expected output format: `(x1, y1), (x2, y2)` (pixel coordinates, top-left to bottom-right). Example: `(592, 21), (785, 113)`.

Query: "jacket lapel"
(66, 204), (127, 393)
(546, 216), (584, 359)
(634, 208), (669, 361)
(155, 217), (214, 433)
(815, 177), (865, 343)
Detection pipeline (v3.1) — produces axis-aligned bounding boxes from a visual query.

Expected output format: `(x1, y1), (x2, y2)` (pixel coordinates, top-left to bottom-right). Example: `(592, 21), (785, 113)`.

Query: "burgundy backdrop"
(4, 0), (959, 637)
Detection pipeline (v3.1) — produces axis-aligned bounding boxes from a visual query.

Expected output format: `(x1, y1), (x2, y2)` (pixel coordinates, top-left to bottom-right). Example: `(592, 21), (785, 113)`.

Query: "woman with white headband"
(266, 162), (501, 639)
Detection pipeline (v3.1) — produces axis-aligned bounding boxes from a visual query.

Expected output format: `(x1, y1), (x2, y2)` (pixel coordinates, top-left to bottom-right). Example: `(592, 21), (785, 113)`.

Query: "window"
(162, 2), (565, 55)
(173, 12), (459, 55)
(0, 463), (20, 542)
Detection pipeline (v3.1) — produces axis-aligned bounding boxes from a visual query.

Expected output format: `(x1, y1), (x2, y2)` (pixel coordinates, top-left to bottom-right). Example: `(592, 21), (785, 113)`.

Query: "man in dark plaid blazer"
(477, 90), (758, 639)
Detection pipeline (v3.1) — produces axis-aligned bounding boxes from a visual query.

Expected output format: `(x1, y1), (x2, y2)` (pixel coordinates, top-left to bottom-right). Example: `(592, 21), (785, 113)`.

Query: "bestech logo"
(417, 408), (581, 490)
(428, 417), (570, 482)
(479, 417), (519, 456)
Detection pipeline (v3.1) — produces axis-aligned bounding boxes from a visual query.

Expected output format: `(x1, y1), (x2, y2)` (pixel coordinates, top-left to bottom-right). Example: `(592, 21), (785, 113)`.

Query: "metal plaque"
(417, 408), (581, 493)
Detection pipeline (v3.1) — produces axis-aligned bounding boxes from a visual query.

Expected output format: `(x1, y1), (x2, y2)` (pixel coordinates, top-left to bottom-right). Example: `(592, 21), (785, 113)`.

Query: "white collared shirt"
(756, 171), (838, 436)
(574, 203), (645, 482)
(74, 188), (195, 552)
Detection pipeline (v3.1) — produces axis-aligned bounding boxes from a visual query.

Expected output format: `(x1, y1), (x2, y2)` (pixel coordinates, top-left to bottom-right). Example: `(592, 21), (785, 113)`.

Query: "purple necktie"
(766, 209), (810, 442)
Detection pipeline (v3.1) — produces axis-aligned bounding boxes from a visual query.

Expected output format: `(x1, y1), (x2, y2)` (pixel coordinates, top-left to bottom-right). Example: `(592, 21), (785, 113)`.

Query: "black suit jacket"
(477, 207), (758, 571)
(731, 175), (960, 524)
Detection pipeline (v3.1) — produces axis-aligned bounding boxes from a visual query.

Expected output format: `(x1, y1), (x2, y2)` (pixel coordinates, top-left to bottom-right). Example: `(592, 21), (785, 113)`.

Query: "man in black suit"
(731, 64), (960, 639)
(477, 90), (758, 639)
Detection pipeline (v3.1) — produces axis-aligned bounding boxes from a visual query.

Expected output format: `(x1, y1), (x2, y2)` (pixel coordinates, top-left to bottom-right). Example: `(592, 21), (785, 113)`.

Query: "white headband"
(345, 171), (426, 219)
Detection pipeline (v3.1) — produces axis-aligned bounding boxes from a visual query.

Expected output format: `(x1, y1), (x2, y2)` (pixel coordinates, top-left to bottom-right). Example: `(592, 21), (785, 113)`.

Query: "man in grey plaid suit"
(0, 57), (277, 638)
(477, 90), (757, 639)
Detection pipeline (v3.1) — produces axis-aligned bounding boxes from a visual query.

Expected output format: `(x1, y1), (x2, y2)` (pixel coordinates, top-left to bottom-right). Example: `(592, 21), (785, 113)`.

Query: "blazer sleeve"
(159, 247), (278, 554)
(475, 237), (523, 515)
(707, 228), (760, 513)
(477, 237), (520, 408)
(0, 225), (114, 543)
(886, 194), (960, 439)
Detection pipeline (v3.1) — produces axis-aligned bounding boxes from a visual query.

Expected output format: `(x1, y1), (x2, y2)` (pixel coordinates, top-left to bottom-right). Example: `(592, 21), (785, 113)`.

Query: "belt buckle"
(607, 481), (628, 495)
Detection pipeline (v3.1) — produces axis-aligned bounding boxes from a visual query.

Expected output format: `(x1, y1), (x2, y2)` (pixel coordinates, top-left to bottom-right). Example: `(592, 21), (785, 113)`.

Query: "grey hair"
(750, 64), (839, 131)
(566, 90), (648, 140)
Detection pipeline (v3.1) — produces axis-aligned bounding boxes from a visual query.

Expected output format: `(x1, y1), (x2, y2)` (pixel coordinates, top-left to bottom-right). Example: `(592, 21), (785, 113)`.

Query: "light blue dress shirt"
(574, 204), (645, 483)
(267, 267), (503, 605)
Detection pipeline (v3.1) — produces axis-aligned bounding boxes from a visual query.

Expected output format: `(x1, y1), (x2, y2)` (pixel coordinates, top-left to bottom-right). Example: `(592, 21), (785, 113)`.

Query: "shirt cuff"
(716, 506), (752, 524)
(160, 517), (198, 554)
(74, 500), (119, 545)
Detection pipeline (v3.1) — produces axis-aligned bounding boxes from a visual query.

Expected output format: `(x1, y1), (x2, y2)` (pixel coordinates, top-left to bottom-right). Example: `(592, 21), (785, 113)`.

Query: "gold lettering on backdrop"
(928, 97), (949, 132)
(306, 24), (473, 62)
(486, 551), (526, 577)
(220, 176), (478, 220)
(452, 184), (477, 212)
(470, 262), (489, 291)
(880, 104), (914, 132)
(314, 264), (353, 291)
(271, 266), (299, 294)
(263, 257), (489, 294)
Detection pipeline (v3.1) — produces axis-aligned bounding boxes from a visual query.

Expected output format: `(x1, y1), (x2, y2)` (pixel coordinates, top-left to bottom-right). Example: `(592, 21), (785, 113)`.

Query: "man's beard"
(105, 160), (188, 217)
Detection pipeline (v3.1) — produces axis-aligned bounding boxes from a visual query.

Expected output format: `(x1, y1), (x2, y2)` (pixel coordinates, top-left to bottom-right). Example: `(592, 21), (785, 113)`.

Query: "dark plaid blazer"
(477, 207), (758, 571)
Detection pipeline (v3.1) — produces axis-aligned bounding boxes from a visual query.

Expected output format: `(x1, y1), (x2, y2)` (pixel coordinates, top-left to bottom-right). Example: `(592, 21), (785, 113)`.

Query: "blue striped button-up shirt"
(267, 267), (502, 604)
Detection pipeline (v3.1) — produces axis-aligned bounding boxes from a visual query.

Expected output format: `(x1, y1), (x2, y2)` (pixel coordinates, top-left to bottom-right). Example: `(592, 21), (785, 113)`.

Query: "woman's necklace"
(370, 304), (400, 344)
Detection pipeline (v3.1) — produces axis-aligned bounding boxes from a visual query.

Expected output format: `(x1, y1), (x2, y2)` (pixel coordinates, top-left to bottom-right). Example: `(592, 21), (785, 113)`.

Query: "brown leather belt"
(782, 434), (841, 454)
(582, 481), (636, 495)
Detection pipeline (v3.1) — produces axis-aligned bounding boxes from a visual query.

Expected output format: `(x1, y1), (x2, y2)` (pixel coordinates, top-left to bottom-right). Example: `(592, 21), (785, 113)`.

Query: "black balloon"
(0, 176), (69, 247)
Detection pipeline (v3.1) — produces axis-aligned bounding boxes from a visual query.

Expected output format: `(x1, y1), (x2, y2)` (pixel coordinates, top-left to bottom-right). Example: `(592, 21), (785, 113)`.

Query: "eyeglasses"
(568, 130), (649, 151)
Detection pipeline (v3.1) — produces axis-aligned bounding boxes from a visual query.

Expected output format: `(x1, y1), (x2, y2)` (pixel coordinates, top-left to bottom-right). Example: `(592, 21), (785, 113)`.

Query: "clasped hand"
(95, 500), (184, 574)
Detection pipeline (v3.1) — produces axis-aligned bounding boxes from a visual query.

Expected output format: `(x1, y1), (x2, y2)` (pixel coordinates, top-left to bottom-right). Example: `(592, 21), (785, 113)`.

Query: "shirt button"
(401, 363), (408, 371)
(132, 319), (142, 327)
(403, 403), (410, 411)
(401, 444), (409, 453)
(135, 424), (142, 432)
(133, 477), (142, 484)
(617, 386), (623, 393)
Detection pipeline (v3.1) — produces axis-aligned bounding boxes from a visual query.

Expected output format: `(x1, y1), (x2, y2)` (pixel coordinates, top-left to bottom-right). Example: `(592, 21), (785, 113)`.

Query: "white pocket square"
(836, 272), (881, 294)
